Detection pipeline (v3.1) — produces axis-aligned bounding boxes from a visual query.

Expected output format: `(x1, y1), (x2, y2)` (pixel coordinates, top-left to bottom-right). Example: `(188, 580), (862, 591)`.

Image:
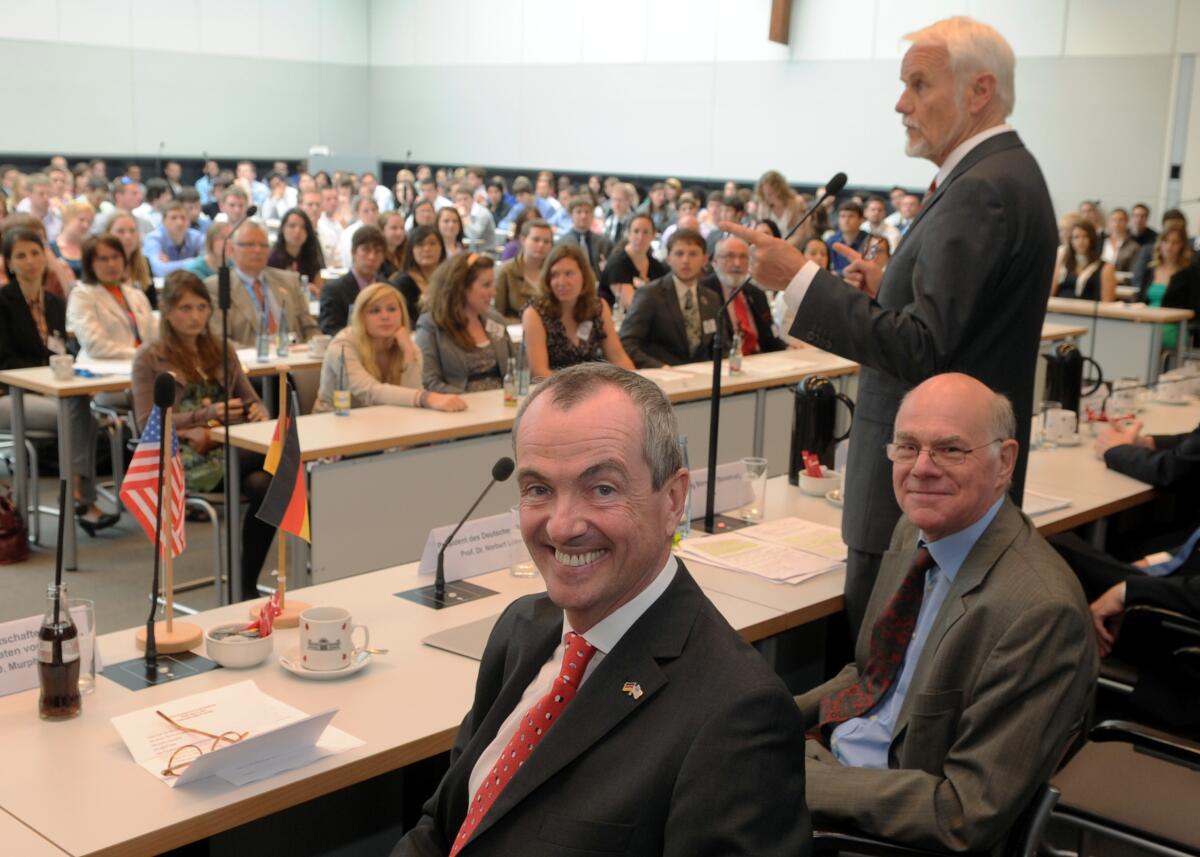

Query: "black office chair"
(1049, 719), (1200, 857)
(811, 781), (1061, 857)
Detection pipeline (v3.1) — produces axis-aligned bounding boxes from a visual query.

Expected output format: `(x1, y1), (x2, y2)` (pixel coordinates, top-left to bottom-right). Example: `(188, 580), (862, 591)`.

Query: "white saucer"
(825, 489), (844, 507)
(280, 647), (370, 680)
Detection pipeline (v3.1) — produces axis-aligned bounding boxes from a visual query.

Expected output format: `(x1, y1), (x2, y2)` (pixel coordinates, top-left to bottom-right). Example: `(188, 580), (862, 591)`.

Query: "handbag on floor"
(0, 485), (30, 564)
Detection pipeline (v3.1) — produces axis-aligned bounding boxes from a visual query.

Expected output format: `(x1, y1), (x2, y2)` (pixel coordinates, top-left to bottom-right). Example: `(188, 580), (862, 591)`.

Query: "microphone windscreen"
(825, 172), (848, 197)
(245, 205), (259, 217)
(492, 457), (516, 482)
(153, 372), (175, 408)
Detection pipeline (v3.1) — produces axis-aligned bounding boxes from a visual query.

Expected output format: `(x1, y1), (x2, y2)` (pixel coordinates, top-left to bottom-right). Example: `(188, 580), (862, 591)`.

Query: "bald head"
(891, 373), (1017, 541)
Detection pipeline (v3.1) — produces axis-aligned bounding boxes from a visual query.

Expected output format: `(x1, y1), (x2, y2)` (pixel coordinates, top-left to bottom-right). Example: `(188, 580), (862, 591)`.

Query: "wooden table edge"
(0, 806), (71, 857)
(1033, 489), (1156, 537)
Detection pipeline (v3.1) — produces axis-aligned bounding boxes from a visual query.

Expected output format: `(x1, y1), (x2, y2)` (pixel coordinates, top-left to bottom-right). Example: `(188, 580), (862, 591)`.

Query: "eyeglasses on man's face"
(885, 439), (1001, 466)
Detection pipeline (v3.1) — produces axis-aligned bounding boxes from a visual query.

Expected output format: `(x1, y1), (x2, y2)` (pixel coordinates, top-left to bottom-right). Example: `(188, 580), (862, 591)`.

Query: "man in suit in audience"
(1129, 203), (1157, 247)
(620, 229), (721, 367)
(602, 181), (635, 244)
(319, 225), (388, 335)
(204, 221), (318, 347)
(797, 373), (1096, 853)
(723, 16), (1057, 636)
(393, 363), (811, 857)
(556, 196), (610, 280)
(703, 236), (787, 354)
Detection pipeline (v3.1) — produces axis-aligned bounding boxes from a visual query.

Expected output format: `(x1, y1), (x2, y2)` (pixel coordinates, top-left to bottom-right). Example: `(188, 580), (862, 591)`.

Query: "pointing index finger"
(719, 221), (766, 245)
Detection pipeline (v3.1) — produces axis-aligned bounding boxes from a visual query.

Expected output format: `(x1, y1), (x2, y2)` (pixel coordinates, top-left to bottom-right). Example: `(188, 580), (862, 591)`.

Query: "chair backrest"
(1005, 782), (1060, 857)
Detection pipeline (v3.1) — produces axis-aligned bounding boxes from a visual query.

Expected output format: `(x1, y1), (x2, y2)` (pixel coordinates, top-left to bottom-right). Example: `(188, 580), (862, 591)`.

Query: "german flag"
(256, 389), (310, 542)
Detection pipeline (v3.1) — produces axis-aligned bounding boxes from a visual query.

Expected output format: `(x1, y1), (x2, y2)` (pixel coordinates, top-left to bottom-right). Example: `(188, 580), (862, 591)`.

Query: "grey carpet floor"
(2, 476), (273, 634)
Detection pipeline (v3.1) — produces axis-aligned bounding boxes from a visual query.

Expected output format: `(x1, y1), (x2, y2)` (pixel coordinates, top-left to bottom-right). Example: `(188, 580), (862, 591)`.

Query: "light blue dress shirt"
(831, 496), (1005, 768)
(143, 226), (206, 277)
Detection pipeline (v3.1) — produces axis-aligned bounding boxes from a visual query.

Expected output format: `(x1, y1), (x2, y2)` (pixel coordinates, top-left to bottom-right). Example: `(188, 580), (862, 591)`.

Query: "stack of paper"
(677, 517), (846, 584)
(1022, 490), (1072, 517)
(111, 680), (363, 788)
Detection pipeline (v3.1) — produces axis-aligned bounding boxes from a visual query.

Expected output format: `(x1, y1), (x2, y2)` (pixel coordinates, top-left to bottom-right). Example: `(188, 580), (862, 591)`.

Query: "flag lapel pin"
(621, 681), (643, 700)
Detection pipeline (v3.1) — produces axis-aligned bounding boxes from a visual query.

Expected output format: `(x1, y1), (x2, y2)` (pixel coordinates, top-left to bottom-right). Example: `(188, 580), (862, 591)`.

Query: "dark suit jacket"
(0, 282), (68, 370)
(701, 274), (787, 354)
(393, 566), (811, 856)
(318, 271), (363, 336)
(1104, 421), (1200, 489)
(796, 501), (1096, 853)
(791, 131), (1056, 555)
(556, 230), (612, 280)
(619, 274), (722, 367)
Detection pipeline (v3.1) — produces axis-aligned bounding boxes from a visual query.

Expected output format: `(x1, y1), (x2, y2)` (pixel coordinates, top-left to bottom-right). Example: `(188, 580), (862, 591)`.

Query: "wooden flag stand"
(136, 403), (202, 653)
(250, 371), (309, 628)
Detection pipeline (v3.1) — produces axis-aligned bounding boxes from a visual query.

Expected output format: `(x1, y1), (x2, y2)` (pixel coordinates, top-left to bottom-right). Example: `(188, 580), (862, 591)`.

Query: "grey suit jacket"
(204, 266), (319, 348)
(393, 565), (811, 856)
(619, 274), (722, 367)
(413, 309), (513, 393)
(791, 131), (1056, 555)
(795, 500), (1096, 853)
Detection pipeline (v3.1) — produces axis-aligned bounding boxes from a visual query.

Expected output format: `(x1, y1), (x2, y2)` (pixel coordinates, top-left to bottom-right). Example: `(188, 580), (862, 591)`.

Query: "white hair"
(904, 16), (1015, 117)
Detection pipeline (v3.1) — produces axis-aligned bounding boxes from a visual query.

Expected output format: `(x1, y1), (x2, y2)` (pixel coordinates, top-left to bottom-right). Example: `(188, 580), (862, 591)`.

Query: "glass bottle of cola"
(38, 583), (81, 720)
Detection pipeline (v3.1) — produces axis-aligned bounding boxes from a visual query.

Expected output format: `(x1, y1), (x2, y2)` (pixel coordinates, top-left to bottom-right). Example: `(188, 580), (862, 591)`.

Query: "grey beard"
(717, 271), (744, 291)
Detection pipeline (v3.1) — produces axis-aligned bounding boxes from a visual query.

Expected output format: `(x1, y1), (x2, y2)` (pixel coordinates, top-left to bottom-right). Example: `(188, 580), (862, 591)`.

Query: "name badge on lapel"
(701, 319), (716, 335)
(622, 681), (643, 700)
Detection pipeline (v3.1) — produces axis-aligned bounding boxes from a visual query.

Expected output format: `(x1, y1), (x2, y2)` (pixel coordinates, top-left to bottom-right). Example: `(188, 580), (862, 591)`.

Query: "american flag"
(119, 405), (186, 558)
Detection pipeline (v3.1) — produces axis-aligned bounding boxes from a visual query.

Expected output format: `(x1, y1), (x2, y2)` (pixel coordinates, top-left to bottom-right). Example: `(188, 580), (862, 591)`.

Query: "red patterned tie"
(732, 292), (758, 355)
(814, 547), (935, 741)
(253, 280), (277, 334)
(450, 632), (598, 856)
(920, 179), (938, 210)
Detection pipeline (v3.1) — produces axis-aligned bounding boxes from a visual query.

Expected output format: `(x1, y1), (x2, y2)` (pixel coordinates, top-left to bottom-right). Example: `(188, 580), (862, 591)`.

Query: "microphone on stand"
(702, 172), (847, 532)
(144, 372), (175, 671)
(217, 205), (258, 605)
(400, 457), (514, 609)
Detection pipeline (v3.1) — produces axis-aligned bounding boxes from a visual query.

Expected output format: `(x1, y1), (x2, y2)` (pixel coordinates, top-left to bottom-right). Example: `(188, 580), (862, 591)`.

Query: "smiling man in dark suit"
(724, 15), (1058, 636)
(393, 364), (810, 857)
(619, 229), (721, 367)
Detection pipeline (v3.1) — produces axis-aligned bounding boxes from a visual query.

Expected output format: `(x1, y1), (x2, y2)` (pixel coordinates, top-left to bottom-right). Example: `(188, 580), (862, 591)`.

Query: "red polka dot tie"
(449, 631), (597, 856)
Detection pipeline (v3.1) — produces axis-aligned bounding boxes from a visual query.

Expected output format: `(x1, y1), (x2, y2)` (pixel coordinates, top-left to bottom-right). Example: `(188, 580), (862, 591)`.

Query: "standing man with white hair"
(723, 16), (1057, 635)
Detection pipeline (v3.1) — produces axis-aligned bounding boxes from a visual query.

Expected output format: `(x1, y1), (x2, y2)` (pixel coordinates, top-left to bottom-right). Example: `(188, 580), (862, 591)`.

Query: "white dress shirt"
(317, 213), (344, 268)
(467, 555), (678, 799)
(783, 123), (1015, 314)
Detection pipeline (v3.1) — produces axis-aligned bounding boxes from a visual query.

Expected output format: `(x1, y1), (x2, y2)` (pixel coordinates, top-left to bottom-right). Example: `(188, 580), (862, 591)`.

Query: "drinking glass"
(739, 457), (769, 522)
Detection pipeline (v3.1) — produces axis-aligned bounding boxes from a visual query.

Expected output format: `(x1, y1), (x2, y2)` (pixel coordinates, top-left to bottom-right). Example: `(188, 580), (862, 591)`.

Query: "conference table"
(1045, 296), (1193, 383)
(0, 351), (322, 571)
(1, 396), (1195, 856)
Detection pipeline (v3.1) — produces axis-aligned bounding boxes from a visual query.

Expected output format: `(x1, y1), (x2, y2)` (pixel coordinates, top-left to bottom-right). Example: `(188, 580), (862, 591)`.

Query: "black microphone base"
(396, 580), (498, 610)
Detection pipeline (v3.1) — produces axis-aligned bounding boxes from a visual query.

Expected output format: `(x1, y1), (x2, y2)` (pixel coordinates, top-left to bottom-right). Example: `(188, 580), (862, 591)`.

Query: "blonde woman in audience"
(755, 170), (808, 245)
(493, 217), (553, 321)
(378, 210), (406, 279)
(105, 210), (156, 308)
(522, 243), (633, 380)
(1050, 220), (1116, 302)
(597, 212), (666, 309)
(390, 224), (446, 328)
(183, 221), (231, 280)
(437, 205), (465, 256)
(314, 282), (465, 412)
(50, 199), (94, 279)
(414, 253), (513, 393)
(1141, 225), (1198, 351)
(67, 235), (157, 360)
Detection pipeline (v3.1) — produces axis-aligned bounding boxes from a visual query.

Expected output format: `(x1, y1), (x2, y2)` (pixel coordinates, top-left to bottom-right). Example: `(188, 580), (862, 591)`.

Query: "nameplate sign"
(419, 511), (514, 582)
(689, 463), (755, 515)
(0, 608), (92, 698)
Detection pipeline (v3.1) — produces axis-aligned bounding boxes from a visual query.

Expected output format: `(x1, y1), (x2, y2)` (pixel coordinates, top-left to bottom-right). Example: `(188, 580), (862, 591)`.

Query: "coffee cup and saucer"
(280, 607), (371, 680)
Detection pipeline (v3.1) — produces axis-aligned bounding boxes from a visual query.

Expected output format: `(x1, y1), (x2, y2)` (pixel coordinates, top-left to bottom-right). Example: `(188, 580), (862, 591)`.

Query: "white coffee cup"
(299, 606), (369, 671)
(308, 334), (332, 357)
(49, 354), (74, 381)
(1043, 407), (1076, 443)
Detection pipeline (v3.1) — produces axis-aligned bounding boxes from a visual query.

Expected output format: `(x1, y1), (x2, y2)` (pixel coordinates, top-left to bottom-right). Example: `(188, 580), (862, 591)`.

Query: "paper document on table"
(677, 533), (840, 583)
(739, 517), (848, 560)
(111, 680), (363, 788)
(74, 358), (132, 375)
(1022, 490), (1072, 517)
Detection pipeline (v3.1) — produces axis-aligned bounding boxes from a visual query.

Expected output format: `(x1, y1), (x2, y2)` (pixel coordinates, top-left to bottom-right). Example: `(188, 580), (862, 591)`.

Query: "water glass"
(738, 456), (769, 522)
(68, 598), (96, 694)
(509, 506), (537, 577)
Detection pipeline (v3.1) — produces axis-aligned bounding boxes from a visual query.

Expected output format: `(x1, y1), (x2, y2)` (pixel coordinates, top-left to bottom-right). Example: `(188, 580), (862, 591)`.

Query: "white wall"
(367, 0), (1197, 217)
(0, 0), (370, 160)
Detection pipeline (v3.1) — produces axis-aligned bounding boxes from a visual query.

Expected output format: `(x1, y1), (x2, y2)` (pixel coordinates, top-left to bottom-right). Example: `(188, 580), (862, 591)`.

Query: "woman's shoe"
(77, 511), (119, 537)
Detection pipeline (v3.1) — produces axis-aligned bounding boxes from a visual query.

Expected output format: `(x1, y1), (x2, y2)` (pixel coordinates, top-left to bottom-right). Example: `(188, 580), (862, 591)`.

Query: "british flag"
(119, 405), (186, 558)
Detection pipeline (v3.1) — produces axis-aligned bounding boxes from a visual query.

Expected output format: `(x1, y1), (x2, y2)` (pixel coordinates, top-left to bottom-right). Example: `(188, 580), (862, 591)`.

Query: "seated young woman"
(522, 243), (634, 380)
(268, 208), (325, 295)
(314, 282), (465, 413)
(130, 270), (273, 602)
(414, 253), (513, 393)
(0, 226), (113, 534)
(105, 211), (157, 309)
(67, 235), (158, 360)
(598, 212), (666, 309)
(389, 224), (446, 329)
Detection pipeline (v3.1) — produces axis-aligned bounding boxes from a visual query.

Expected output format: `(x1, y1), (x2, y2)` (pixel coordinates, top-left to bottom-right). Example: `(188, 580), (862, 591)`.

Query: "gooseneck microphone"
(145, 372), (176, 669)
(703, 173), (848, 531)
(435, 457), (515, 601)
(217, 205), (258, 604)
